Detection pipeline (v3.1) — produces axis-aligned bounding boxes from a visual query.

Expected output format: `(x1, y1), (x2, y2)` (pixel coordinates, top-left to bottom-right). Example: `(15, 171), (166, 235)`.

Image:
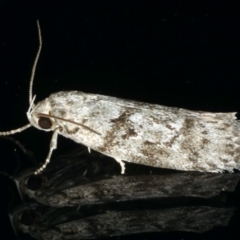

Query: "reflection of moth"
(1, 21), (240, 174)
(16, 148), (240, 207)
(11, 148), (238, 238)
(10, 204), (235, 238)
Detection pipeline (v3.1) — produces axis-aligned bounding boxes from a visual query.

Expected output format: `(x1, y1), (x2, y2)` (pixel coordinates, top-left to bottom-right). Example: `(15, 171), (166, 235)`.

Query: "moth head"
(26, 95), (100, 135)
(27, 96), (58, 132)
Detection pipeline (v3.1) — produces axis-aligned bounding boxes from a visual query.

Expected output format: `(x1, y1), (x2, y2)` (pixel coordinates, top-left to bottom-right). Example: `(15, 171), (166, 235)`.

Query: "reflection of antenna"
(0, 136), (37, 226)
(0, 135), (36, 176)
(0, 138), (33, 238)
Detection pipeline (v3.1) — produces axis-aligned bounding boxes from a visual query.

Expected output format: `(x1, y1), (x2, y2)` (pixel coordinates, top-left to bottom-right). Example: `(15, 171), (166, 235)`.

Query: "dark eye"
(38, 117), (52, 129)
(25, 175), (42, 190)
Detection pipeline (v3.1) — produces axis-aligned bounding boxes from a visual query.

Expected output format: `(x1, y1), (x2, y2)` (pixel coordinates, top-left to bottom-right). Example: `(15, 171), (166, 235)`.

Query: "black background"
(0, 1), (240, 239)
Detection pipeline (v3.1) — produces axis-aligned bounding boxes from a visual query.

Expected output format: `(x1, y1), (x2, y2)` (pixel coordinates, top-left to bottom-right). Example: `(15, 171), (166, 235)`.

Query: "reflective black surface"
(2, 146), (240, 239)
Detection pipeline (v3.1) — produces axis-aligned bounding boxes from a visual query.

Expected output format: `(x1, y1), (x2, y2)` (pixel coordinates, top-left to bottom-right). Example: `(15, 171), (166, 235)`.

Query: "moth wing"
(93, 94), (237, 122)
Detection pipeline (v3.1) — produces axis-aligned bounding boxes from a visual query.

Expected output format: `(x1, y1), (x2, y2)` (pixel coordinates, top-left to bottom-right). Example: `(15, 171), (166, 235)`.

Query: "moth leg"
(88, 147), (91, 153)
(34, 129), (59, 174)
(115, 158), (126, 174)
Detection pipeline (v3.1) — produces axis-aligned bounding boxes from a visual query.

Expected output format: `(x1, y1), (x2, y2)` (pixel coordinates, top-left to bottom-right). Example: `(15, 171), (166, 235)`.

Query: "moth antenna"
(36, 113), (101, 135)
(0, 21), (41, 136)
(27, 95), (37, 119)
(29, 20), (42, 105)
(0, 124), (32, 136)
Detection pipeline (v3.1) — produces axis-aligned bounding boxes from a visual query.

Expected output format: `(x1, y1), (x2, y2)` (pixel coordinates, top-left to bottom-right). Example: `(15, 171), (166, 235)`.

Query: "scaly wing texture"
(39, 91), (240, 173)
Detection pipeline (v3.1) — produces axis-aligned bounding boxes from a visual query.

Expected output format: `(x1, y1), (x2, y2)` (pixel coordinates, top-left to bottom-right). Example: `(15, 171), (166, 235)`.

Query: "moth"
(1, 21), (240, 174)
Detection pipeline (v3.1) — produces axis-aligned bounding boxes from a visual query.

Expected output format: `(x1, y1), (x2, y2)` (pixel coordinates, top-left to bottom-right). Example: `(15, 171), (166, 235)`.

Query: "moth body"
(29, 91), (240, 174)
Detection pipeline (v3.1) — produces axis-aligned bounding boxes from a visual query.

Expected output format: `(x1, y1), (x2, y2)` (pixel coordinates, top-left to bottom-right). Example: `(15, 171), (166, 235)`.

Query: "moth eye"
(25, 175), (42, 190)
(38, 117), (52, 129)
